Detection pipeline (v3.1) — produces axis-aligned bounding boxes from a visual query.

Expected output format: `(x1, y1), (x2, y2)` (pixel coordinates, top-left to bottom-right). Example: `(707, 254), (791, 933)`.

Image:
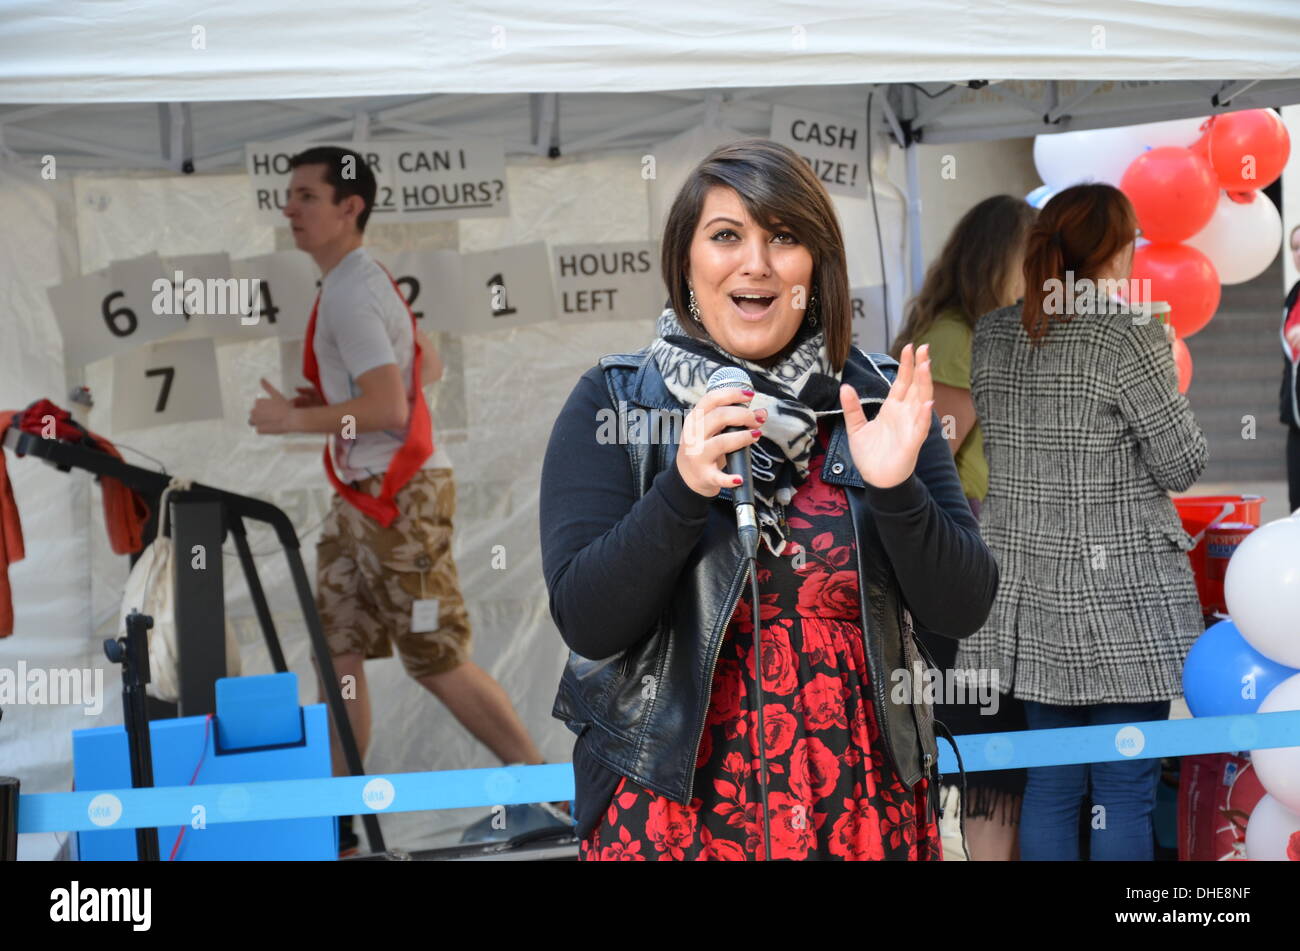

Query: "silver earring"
(807, 293), (818, 327)
(687, 284), (702, 323)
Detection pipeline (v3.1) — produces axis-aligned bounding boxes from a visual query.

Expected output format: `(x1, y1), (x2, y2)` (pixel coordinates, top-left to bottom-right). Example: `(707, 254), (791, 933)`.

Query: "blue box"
(216, 672), (303, 751)
(72, 676), (335, 861)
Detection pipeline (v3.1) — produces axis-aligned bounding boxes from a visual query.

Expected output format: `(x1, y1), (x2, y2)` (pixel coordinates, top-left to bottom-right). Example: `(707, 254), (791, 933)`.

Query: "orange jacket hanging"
(301, 263), (433, 527)
(0, 401), (151, 637)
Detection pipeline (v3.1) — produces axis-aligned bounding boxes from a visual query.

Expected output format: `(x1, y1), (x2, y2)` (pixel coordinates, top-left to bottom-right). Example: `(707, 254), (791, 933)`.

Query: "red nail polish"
(741, 389), (754, 396)
(750, 428), (762, 437)
(733, 476), (743, 485)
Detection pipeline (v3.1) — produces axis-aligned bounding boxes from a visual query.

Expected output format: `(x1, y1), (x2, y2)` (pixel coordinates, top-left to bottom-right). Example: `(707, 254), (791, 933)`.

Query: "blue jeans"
(1019, 699), (1170, 861)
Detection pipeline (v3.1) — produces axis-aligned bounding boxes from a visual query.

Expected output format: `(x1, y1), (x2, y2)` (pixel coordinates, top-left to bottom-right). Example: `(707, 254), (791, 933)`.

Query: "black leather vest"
(550, 346), (944, 821)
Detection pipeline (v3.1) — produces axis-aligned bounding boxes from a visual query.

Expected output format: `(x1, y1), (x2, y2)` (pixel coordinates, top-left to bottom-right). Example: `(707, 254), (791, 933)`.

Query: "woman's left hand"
(839, 343), (934, 489)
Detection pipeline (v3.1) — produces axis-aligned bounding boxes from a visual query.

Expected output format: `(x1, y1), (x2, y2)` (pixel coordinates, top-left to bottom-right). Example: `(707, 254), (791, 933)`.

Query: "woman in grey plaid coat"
(954, 184), (1207, 861)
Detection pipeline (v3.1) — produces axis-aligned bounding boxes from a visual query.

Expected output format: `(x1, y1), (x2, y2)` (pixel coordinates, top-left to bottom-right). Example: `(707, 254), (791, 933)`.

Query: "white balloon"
(1119, 116), (1211, 150)
(1186, 191), (1283, 284)
(1250, 673), (1300, 813)
(1224, 517), (1300, 668)
(1033, 117), (1211, 192)
(1244, 794), (1300, 860)
(1034, 129), (1138, 191)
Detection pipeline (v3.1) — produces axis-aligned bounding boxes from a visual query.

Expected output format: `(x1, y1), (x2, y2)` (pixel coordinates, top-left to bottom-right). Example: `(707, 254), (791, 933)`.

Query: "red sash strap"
(301, 262), (433, 527)
(1286, 293), (1300, 362)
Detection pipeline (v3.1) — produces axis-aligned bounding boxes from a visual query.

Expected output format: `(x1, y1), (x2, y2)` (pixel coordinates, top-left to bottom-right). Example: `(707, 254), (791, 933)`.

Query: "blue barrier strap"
(20, 764), (576, 835)
(18, 711), (1300, 834)
(934, 710), (1300, 773)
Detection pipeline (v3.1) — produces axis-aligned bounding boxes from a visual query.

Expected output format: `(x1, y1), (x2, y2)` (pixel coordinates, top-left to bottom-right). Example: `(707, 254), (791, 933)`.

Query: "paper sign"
(111, 337), (224, 431)
(150, 254), (237, 343)
(388, 138), (509, 220)
(245, 139), (508, 226)
(375, 250), (463, 331)
(229, 251), (320, 341)
(770, 105), (868, 199)
(160, 254), (234, 320)
(47, 260), (180, 368)
(453, 242), (555, 335)
(551, 241), (662, 323)
(850, 284), (893, 355)
(245, 140), (399, 229)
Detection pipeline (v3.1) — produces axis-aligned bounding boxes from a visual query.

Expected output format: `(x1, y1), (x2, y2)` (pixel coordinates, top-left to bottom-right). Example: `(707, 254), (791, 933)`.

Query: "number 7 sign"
(111, 338), (224, 432)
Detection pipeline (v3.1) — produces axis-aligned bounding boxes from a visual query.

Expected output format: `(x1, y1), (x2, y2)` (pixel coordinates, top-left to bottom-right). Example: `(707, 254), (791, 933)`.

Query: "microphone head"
(706, 366), (753, 393)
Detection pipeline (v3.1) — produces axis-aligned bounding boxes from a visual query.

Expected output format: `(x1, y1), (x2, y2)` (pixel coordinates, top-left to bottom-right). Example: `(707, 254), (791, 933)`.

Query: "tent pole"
(904, 140), (923, 300)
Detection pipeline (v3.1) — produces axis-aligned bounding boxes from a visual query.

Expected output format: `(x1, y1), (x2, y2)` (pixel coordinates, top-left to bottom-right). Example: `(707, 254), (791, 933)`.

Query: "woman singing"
(540, 138), (998, 861)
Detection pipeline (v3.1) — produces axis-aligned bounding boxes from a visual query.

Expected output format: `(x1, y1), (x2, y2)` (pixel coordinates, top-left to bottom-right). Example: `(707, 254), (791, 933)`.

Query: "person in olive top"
(889, 194), (1035, 861)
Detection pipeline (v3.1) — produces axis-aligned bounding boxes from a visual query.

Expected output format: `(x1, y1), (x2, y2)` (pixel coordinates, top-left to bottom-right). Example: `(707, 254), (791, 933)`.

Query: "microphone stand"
(104, 610), (161, 861)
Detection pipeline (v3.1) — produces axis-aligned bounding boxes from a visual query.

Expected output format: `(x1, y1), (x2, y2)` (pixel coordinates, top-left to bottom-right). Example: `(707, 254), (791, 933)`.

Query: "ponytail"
(1020, 184), (1138, 346)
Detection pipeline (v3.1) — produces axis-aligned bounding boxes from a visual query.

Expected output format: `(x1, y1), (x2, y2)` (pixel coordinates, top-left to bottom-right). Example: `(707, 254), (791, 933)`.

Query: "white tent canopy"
(4, 0), (1300, 103)
(3, 2), (1300, 173)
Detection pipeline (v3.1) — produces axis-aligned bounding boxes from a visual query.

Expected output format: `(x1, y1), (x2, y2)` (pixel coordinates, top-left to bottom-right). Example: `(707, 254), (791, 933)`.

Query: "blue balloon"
(1182, 619), (1299, 717)
(1025, 185), (1057, 209)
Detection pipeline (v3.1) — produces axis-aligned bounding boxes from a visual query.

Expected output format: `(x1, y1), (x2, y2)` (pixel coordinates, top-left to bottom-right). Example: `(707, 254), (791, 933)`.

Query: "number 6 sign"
(46, 254), (179, 368)
(111, 337), (225, 432)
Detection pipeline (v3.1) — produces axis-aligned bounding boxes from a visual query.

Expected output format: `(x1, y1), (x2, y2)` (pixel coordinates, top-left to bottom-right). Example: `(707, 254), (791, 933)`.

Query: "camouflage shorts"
(315, 468), (472, 678)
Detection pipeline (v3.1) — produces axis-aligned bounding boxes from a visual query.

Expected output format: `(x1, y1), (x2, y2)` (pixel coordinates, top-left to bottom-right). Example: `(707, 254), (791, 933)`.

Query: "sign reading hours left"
(111, 338), (225, 432)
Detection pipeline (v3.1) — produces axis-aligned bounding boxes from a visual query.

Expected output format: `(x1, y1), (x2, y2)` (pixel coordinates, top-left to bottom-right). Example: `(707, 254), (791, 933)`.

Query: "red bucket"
(1172, 495), (1264, 615)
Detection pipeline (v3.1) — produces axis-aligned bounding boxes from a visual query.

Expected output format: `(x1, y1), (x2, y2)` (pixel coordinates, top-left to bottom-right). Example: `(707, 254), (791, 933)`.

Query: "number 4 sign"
(111, 337), (225, 432)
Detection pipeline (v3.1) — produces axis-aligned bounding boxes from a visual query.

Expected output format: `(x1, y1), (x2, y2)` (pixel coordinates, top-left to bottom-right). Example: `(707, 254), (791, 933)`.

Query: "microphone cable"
(749, 548), (773, 860)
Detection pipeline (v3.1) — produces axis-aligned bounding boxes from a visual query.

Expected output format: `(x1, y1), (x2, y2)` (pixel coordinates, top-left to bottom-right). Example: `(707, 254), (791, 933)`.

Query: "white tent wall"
(911, 138), (1040, 268)
(2, 123), (1038, 854)
(0, 160), (104, 861)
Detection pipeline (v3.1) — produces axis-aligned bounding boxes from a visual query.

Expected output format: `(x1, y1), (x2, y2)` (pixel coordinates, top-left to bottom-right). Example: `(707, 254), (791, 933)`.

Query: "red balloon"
(1131, 243), (1221, 338)
(1207, 109), (1291, 191)
(1121, 147), (1219, 243)
(1189, 132), (1211, 161)
(1172, 336), (1192, 393)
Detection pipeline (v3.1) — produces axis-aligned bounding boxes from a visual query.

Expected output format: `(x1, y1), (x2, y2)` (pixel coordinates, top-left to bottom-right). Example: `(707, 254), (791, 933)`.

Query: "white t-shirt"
(313, 246), (452, 482)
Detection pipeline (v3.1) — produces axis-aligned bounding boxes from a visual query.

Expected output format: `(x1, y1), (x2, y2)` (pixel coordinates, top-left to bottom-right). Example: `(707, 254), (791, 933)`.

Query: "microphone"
(706, 367), (759, 560)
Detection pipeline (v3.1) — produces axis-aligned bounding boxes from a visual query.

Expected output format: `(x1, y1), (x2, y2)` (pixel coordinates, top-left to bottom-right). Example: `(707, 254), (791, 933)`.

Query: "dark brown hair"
(289, 145), (378, 232)
(890, 195), (1036, 358)
(659, 137), (852, 370)
(1021, 183), (1138, 344)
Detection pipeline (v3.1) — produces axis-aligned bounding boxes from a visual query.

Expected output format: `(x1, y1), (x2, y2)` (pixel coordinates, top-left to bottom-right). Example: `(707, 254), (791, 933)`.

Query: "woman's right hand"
(675, 387), (767, 497)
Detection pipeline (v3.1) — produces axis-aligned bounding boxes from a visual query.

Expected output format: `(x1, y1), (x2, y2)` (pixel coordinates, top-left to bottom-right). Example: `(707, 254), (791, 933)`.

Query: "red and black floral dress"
(580, 420), (943, 861)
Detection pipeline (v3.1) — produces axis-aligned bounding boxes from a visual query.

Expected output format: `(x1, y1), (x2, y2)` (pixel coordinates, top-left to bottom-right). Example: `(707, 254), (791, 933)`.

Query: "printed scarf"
(647, 307), (852, 556)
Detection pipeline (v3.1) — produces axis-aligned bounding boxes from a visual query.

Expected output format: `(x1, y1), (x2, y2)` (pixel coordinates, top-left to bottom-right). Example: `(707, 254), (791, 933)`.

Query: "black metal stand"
(104, 610), (160, 861)
(0, 776), (17, 861)
(2, 424), (386, 856)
